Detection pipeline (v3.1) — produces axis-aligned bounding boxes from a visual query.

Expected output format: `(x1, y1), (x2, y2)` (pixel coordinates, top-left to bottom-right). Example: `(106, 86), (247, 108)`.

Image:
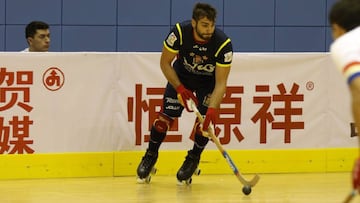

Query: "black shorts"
(162, 82), (214, 118)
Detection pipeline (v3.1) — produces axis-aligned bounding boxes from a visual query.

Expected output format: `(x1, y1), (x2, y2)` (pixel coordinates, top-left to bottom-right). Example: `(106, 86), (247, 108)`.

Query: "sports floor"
(0, 172), (356, 203)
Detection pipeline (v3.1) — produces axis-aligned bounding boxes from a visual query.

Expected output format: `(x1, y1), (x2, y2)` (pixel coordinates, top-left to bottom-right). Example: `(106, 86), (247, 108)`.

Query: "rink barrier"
(0, 148), (356, 179)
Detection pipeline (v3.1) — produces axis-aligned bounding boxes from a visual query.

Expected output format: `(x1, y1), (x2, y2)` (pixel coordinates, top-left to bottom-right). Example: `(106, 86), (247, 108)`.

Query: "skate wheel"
(185, 178), (192, 185)
(176, 178), (192, 186)
(151, 167), (157, 175)
(177, 180), (184, 186)
(145, 175), (151, 183)
(136, 177), (146, 184)
(136, 175), (151, 184)
(194, 168), (201, 176)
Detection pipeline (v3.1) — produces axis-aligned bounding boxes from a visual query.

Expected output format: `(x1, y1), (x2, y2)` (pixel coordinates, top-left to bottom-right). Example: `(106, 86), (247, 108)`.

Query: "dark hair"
(25, 21), (49, 38)
(192, 2), (217, 22)
(329, 0), (360, 31)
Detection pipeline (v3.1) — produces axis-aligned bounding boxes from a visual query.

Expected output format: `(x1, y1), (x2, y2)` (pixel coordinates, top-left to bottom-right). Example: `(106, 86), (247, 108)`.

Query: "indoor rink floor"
(0, 172), (356, 203)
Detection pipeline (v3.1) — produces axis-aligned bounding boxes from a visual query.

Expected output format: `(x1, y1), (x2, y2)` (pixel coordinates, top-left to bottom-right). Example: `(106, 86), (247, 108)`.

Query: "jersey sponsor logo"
(166, 32), (177, 47)
(165, 105), (181, 110)
(183, 57), (215, 75)
(199, 47), (207, 51)
(165, 97), (180, 104)
(192, 45), (207, 51)
(224, 52), (233, 63)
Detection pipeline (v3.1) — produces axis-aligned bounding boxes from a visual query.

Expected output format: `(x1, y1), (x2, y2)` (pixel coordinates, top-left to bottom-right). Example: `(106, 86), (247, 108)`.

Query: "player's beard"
(195, 24), (213, 41)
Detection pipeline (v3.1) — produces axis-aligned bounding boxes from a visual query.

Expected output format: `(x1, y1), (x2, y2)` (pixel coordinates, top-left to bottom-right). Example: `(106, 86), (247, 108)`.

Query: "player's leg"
(177, 91), (212, 182)
(137, 112), (174, 179)
(177, 117), (208, 182)
(137, 83), (183, 180)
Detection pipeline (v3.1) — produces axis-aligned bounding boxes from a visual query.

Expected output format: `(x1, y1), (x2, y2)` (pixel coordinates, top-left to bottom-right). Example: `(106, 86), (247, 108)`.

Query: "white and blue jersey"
(330, 26), (360, 84)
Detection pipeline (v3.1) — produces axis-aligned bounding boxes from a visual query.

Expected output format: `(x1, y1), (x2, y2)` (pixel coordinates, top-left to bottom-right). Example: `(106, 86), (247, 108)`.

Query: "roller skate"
(136, 149), (158, 183)
(176, 150), (201, 185)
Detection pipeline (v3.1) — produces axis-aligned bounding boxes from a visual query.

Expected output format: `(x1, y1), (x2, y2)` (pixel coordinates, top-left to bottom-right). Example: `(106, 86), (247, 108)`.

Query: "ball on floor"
(242, 186), (251, 195)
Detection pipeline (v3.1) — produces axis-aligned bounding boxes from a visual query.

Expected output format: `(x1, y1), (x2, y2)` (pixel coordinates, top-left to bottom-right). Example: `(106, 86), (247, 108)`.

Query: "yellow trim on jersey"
(215, 38), (231, 57)
(175, 23), (183, 46)
(216, 62), (231, 68)
(163, 41), (179, 53)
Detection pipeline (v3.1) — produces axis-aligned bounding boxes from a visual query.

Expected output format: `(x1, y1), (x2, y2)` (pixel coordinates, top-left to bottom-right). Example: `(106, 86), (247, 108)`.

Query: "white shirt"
(330, 26), (360, 84)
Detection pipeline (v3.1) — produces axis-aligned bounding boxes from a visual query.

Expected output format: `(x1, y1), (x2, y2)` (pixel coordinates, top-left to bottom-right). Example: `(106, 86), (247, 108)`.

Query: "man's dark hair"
(192, 2), (217, 22)
(25, 21), (49, 38)
(329, 0), (360, 32)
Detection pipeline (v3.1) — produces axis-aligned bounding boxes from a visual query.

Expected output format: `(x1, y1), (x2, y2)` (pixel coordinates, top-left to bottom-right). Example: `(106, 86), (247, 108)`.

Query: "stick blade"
(343, 190), (356, 203)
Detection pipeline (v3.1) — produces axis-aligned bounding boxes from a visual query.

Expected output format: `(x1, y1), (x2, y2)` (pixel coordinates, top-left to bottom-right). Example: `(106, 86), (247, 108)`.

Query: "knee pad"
(153, 112), (174, 133)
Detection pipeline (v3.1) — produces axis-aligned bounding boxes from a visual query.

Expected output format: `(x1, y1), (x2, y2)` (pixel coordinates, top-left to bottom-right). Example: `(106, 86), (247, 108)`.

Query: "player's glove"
(202, 107), (217, 131)
(352, 157), (360, 190)
(176, 84), (198, 112)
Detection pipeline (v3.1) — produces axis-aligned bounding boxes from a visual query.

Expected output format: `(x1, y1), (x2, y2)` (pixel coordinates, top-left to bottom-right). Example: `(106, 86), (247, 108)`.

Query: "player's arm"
(349, 72), (360, 192)
(160, 45), (181, 88)
(202, 38), (232, 131)
(350, 70), (360, 147)
(202, 64), (231, 131)
(209, 65), (231, 108)
(209, 39), (233, 108)
(160, 45), (198, 111)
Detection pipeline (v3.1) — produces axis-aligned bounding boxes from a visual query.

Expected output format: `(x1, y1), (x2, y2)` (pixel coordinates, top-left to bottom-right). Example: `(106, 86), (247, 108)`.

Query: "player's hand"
(352, 157), (360, 191)
(176, 84), (198, 112)
(202, 107), (217, 131)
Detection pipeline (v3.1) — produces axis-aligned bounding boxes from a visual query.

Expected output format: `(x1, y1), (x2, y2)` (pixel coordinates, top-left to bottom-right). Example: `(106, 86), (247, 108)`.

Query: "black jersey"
(163, 20), (233, 88)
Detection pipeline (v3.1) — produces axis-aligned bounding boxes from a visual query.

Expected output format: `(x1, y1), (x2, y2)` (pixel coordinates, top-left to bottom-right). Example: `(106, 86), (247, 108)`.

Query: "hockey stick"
(343, 190), (356, 203)
(189, 100), (260, 189)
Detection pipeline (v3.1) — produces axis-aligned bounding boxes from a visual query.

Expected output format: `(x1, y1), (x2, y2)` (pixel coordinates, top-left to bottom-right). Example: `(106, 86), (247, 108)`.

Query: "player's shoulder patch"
(224, 51), (233, 63)
(166, 32), (177, 47)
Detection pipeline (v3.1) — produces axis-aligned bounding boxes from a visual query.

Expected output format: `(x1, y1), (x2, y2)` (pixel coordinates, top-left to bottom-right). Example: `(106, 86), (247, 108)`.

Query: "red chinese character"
(0, 117), (10, 153)
(0, 116), (34, 154)
(0, 68), (33, 112)
(251, 85), (274, 143)
(216, 86), (244, 144)
(272, 83), (304, 143)
(0, 67), (14, 86)
(8, 116), (34, 154)
(128, 84), (180, 146)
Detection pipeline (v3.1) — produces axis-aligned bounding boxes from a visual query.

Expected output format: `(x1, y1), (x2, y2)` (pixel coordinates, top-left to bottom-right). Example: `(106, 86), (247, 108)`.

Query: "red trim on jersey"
(343, 61), (360, 73)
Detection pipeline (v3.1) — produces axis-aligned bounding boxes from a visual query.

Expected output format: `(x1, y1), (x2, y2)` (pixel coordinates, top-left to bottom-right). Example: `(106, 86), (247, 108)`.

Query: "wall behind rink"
(0, 52), (355, 153)
(0, 52), (357, 178)
(0, 0), (338, 52)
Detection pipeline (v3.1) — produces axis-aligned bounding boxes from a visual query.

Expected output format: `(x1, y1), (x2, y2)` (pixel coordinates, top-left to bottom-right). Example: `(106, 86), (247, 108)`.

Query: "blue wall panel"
(171, 0), (223, 26)
(225, 27), (274, 52)
(276, 0), (325, 26)
(0, 0), (3, 51)
(6, 0), (62, 24)
(0, 26), (4, 51)
(1, 0), (337, 52)
(275, 27), (326, 52)
(118, 0), (170, 25)
(62, 26), (117, 51)
(63, 0), (117, 25)
(325, 27), (333, 51)
(117, 26), (169, 52)
(0, 0), (5, 25)
(48, 26), (62, 52)
(6, 25), (27, 51)
(224, 0), (275, 26)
